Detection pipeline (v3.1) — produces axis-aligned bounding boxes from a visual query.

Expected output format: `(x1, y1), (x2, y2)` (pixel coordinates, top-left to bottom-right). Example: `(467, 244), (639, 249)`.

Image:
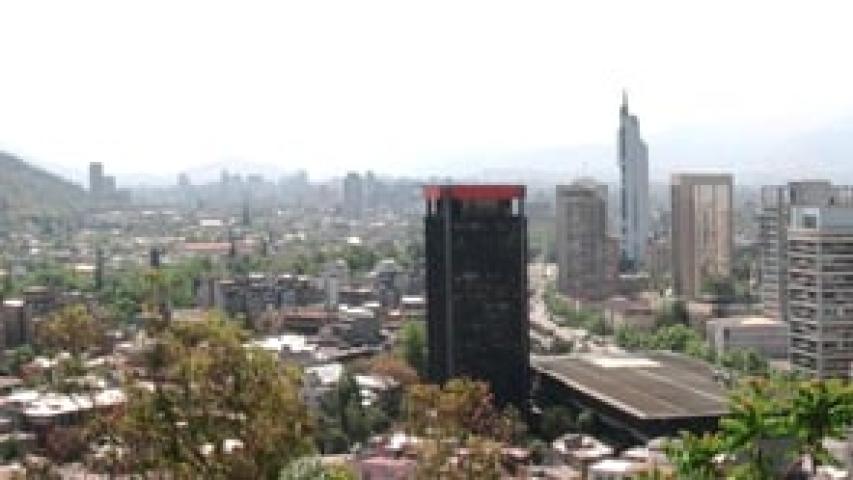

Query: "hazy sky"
(1, 1), (852, 179)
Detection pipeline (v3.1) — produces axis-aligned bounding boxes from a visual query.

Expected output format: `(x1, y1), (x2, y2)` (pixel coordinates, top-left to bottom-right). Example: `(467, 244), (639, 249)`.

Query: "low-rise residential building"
(399, 296), (425, 320)
(526, 465), (582, 479)
(706, 316), (789, 359)
(1, 289), (88, 350)
(337, 306), (381, 346)
(604, 297), (656, 331)
(587, 458), (651, 480)
(356, 456), (416, 480)
(198, 274), (324, 325)
(0, 388), (125, 444)
(303, 363), (345, 410)
(552, 434), (614, 474)
(255, 307), (338, 335)
(249, 334), (321, 365)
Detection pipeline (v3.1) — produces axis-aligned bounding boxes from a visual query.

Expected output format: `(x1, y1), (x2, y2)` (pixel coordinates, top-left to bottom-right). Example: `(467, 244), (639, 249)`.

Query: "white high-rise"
(617, 92), (649, 271)
(788, 205), (853, 378)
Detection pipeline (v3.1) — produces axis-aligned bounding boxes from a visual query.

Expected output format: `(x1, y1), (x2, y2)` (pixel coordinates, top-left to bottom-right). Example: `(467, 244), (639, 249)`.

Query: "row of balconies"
(790, 348), (818, 358)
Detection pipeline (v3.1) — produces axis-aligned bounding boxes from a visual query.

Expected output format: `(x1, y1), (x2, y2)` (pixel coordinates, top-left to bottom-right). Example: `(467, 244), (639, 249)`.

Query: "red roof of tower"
(423, 184), (525, 201)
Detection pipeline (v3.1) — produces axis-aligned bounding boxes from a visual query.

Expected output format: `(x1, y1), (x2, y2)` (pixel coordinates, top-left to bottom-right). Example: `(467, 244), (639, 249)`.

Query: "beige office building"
(671, 174), (733, 299)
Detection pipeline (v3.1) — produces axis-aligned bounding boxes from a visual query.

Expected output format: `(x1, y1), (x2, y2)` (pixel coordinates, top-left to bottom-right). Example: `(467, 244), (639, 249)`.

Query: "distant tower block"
(617, 92), (650, 271)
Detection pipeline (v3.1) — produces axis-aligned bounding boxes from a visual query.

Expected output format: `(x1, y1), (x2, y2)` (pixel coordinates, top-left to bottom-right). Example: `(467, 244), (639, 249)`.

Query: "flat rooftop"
(533, 352), (728, 420)
(710, 315), (785, 327)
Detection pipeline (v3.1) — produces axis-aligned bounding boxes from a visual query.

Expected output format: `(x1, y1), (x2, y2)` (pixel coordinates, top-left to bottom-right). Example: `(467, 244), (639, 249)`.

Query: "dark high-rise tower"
(424, 184), (529, 408)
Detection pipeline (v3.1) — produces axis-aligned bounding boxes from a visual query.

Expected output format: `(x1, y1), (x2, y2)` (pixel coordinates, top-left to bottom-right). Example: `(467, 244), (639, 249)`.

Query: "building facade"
(617, 93), (649, 271)
(343, 172), (364, 219)
(88, 162), (104, 197)
(671, 174), (734, 299)
(757, 181), (852, 322)
(788, 206), (853, 378)
(87, 161), (123, 205)
(424, 185), (529, 408)
(705, 316), (789, 360)
(555, 180), (609, 300)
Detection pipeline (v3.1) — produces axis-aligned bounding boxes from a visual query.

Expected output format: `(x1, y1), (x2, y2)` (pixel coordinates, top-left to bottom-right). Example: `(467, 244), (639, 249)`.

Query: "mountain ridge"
(0, 151), (89, 217)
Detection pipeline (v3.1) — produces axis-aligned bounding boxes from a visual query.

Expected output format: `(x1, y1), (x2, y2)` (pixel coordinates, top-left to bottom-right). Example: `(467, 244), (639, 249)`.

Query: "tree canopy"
(103, 317), (314, 479)
(667, 376), (853, 478)
(400, 320), (427, 377)
(36, 304), (106, 358)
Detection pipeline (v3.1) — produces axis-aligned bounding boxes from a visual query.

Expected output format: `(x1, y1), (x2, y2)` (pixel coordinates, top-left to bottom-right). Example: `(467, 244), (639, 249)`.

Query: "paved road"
(529, 262), (624, 355)
(528, 263), (584, 345)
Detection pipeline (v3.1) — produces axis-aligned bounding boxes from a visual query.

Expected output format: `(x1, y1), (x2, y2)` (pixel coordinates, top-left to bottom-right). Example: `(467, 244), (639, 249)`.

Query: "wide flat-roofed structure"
(706, 315), (789, 360)
(533, 352), (727, 444)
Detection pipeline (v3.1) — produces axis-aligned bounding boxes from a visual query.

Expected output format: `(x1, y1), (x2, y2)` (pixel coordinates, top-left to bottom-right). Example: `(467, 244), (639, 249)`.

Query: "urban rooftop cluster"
(0, 96), (851, 479)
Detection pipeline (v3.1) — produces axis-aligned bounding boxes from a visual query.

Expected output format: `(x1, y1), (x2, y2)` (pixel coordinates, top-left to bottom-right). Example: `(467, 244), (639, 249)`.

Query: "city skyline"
(3, 3), (853, 478)
(1, 1), (853, 183)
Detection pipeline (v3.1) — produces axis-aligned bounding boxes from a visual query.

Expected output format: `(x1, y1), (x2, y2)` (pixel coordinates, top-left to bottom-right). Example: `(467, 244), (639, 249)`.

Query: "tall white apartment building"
(788, 205), (853, 378)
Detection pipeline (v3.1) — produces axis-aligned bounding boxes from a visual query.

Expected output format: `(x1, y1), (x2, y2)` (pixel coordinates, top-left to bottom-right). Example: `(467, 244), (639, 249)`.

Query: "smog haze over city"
(1, 1), (853, 184)
(3, 2), (853, 479)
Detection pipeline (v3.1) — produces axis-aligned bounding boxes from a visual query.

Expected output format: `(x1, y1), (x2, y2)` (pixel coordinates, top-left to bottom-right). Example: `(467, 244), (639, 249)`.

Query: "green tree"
(0, 436), (23, 462)
(161, 257), (215, 308)
(701, 275), (735, 298)
(405, 379), (510, 441)
(615, 326), (651, 350)
(105, 317), (314, 479)
(279, 457), (357, 480)
(498, 405), (528, 445)
(636, 469), (673, 480)
(20, 261), (83, 293)
(450, 435), (503, 480)
(655, 299), (687, 328)
(358, 352), (419, 387)
(99, 266), (147, 322)
(664, 431), (722, 480)
(576, 408), (598, 434)
(0, 345), (34, 376)
(543, 285), (572, 319)
(787, 379), (853, 473)
(341, 246), (379, 273)
(651, 325), (697, 351)
(720, 349), (767, 376)
(36, 304), (106, 358)
(400, 320), (427, 377)
(685, 337), (714, 362)
(413, 434), (503, 480)
(720, 378), (787, 479)
(551, 337), (574, 354)
(539, 406), (575, 441)
(317, 372), (388, 453)
(615, 324), (714, 363)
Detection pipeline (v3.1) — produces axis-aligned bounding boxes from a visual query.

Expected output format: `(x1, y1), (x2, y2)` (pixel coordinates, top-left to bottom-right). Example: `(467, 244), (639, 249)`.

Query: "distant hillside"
(0, 151), (88, 217)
